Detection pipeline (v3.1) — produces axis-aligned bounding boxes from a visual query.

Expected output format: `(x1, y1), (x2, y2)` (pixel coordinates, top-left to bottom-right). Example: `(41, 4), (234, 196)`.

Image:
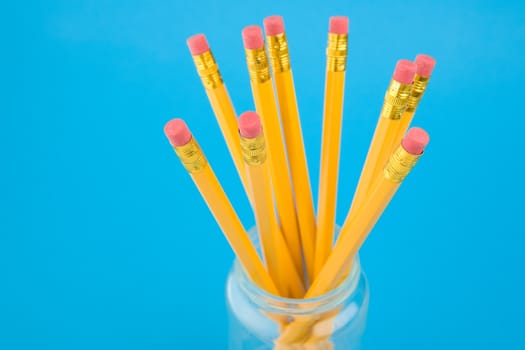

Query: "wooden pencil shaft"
(241, 134), (305, 298)
(191, 166), (279, 295)
(273, 68), (317, 284)
(205, 86), (248, 190)
(346, 79), (412, 225)
(311, 181), (397, 297)
(245, 47), (303, 280)
(191, 50), (250, 195)
(314, 69), (346, 279)
(172, 135), (278, 295)
(313, 30), (348, 280)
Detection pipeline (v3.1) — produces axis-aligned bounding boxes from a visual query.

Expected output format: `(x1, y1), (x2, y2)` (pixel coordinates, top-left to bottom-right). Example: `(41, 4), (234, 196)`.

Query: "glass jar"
(226, 229), (369, 349)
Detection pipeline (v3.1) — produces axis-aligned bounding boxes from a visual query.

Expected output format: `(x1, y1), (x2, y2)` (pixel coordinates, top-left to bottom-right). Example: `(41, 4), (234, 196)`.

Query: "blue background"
(2, 0), (524, 348)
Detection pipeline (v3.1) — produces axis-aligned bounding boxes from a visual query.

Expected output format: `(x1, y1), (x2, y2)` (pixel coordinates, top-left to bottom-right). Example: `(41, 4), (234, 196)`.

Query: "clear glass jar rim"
(233, 254), (362, 315)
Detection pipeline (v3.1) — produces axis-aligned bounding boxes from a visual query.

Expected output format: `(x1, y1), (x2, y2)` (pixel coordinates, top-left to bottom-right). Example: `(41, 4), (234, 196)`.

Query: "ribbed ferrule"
(240, 134), (267, 166)
(174, 137), (207, 173)
(267, 33), (290, 73)
(326, 33), (348, 72)
(380, 80), (413, 120)
(406, 75), (430, 112)
(245, 48), (271, 83)
(383, 146), (421, 183)
(192, 51), (223, 89)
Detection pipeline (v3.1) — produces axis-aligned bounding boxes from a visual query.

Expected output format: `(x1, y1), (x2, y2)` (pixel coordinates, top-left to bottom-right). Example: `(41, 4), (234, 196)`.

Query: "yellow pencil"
(164, 118), (278, 295)
(187, 34), (249, 195)
(314, 16), (349, 279)
(384, 54), (436, 158)
(242, 25), (303, 279)
(345, 60), (417, 226)
(238, 111), (305, 298)
(278, 128), (429, 344)
(264, 15), (317, 283)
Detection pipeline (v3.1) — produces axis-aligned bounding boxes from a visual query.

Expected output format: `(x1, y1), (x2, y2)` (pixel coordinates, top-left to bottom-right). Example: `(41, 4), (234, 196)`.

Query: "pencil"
(187, 34), (250, 196)
(242, 25), (303, 280)
(314, 17), (349, 279)
(264, 16), (317, 283)
(278, 128), (430, 344)
(164, 118), (278, 295)
(345, 60), (417, 226)
(239, 111), (305, 298)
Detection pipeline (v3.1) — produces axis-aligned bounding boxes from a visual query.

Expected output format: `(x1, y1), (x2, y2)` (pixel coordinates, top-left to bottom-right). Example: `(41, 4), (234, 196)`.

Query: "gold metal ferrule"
(326, 33), (348, 72)
(239, 134), (267, 166)
(383, 145), (422, 183)
(380, 80), (414, 120)
(266, 33), (290, 73)
(245, 48), (271, 83)
(173, 137), (207, 173)
(192, 51), (223, 89)
(406, 74), (430, 112)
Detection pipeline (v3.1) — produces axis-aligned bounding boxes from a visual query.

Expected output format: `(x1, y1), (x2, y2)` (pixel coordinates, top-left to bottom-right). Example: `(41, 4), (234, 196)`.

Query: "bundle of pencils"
(164, 15), (435, 346)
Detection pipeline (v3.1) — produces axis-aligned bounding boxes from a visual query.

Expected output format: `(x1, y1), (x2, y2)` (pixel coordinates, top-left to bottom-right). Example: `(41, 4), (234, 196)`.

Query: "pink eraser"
(415, 54), (436, 78)
(187, 34), (210, 56)
(329, 16), (349, 34)
(238, 111), (262, 138)
(393, 59), (418, 84)
(402, 127), (430, 155)
(242, 25), (264, 49)
(264, 15), (285, 36)
(164, 119), (192, 147)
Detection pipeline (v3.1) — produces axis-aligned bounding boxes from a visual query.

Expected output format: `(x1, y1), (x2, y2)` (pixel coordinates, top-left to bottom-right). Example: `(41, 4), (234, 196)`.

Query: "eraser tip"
(264, 16), (285, 36)
(242, 25), (264, 49)
(187, 34), (210, 56)
(415, 54), (436, 77)
(402, 127), (430, 155)
(238, 111), (262, 138)
(164, 119), (192, 147)
(393, 60), (418, 84)
(329, 16), (349, 34)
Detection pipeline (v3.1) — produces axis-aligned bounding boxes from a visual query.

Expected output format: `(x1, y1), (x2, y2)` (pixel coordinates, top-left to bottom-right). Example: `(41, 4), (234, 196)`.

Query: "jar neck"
(233, 255), (362, 315)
